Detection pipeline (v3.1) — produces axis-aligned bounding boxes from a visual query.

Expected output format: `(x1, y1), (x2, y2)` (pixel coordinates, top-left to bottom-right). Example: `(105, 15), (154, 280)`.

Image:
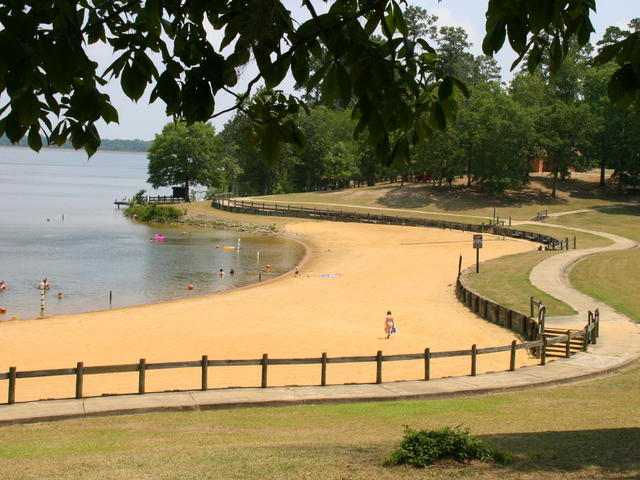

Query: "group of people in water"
(0, 278), (63, 299)
(218, 268), (235, 278)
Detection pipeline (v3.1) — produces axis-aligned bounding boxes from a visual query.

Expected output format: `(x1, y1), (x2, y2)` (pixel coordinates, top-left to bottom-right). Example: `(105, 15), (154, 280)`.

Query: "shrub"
(384, 425), (511, 468)
(124, 204), (183, 223)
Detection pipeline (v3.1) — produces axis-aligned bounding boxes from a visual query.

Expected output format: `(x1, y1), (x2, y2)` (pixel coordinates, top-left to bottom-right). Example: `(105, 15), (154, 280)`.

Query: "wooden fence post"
(540, 338), (547, 365)
(8, 367), (16, 404)
(565, 331), (572, 358)
(509, 340), (516, 371)
(376, 350), (383, 384)
(201, 355), (208, 391)
(471, 344), (477, 376)
(424, 348), (431, 381)
(321, 352), (327, 386)
(261, 354), (268, 388)
(573, 236), (576, 249)
(138, 358), (146, 394)
(75, 361), (84, 399)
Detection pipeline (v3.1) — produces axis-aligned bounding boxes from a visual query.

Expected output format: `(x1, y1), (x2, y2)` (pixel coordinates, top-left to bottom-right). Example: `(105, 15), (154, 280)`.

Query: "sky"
(92, 0), (638, 141)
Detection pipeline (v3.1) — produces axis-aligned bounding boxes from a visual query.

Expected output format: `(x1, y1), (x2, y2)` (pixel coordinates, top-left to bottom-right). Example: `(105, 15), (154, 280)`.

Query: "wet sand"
(0, 220), (538, 402)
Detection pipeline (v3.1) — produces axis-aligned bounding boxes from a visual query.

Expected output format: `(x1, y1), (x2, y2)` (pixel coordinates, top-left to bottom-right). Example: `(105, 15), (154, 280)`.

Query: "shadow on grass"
(376, 176), (628, 212)
(483, 428), (640, 475)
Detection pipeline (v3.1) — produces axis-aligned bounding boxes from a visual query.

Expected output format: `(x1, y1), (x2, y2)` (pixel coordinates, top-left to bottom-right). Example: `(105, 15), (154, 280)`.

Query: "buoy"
(223, 246), (235, 250)
(0, 307), (6, 314)
(188, 285), (194, 290)
(46, 218), (51, 222)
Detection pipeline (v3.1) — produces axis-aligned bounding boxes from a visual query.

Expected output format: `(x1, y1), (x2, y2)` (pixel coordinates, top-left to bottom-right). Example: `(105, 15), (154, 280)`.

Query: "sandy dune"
(0, 220), (538, 402)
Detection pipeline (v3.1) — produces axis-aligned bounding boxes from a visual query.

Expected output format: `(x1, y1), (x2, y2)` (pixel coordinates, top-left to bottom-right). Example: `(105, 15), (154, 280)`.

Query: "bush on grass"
(125, 204), (183, 222)
(384, 425), (511, 468)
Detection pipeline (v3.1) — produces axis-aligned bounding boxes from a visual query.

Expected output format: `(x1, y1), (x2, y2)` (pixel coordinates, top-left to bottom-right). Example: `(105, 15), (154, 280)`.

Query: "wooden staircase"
(542, 328), (586, 358)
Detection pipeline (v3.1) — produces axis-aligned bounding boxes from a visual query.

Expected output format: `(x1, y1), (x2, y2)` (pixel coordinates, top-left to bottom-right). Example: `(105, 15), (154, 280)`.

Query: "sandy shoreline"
(0, 216), (538, 402)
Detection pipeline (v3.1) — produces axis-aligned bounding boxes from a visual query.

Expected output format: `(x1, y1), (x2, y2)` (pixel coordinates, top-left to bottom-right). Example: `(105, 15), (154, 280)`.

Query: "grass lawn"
(464, 251), (577, 317)
(0, 364), (638, 479)
(251, 173), (630, 222)
(462, 225), (610, 317)
(548, 207), (640, 323)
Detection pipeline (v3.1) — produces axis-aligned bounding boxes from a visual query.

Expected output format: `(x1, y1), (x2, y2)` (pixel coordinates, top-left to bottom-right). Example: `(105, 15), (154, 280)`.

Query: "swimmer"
(218, 269), (225, 277)
(230, 268), (235, 276)
(294, 266), (299, 276)
(0, 280), (6, 290)
(265, 263), (271, 272)
(57, 292), (64, 299)
(38, 278), (51, 290)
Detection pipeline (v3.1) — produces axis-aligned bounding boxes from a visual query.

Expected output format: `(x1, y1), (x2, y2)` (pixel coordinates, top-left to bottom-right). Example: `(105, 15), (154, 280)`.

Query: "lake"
(0, 147), (304, 320)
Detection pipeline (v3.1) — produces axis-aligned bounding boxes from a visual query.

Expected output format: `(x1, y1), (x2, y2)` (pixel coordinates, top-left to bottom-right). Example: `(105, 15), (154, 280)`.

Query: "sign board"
(473, 234), (483, 249)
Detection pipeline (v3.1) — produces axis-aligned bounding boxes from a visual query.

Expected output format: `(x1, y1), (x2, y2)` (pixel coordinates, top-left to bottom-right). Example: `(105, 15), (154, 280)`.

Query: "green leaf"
(84, 123), (101, 157)
(291, 50), (309, 86)
(438, 77), (453, 101)
(392, 1), (408, 37)
(28, 124), (42, 152)
(100, 101), (119, 124)
(121, 61), (148, 101)
(321, 63), (339, 105)
(260, 123), (280, 166)
(336, 63), (351, 106)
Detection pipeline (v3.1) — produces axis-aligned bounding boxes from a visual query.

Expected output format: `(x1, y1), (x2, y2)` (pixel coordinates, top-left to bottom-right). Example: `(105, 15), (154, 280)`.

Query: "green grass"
(463, 225), (610, 317)
(251, 174), (629, 221)
(464, 251), (577, 317)
(1, 364), (639, 479)
(549, 206), (640, 242)
(571, 249), (640, 323)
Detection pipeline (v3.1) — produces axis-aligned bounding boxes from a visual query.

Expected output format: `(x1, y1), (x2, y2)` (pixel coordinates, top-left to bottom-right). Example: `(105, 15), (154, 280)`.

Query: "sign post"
(473, 234), (483, 273)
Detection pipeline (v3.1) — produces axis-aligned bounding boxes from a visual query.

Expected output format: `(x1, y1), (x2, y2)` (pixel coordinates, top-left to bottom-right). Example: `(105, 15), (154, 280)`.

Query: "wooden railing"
(146, 195), (185, 204)
(212, 195), (569, 249)
(0, 315), (599, 404)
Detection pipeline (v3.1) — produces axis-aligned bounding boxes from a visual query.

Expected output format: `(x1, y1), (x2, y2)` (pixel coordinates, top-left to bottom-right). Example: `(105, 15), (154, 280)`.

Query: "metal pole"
(40, 286), (45, 315)
(475, 247), (479, 273)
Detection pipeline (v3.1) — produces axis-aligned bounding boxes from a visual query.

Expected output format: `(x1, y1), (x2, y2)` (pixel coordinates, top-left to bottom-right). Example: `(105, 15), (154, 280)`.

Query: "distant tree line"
(0, 136), (151, 153)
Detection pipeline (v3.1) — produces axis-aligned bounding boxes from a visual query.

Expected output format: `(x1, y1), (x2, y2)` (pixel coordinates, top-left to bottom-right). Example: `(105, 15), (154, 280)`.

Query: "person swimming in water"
(0, 280), (7, 291)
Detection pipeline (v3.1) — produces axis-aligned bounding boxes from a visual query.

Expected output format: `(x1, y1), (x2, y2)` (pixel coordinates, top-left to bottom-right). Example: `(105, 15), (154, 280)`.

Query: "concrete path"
(1, 216), (640, 426)
(528, 222), (640, 363)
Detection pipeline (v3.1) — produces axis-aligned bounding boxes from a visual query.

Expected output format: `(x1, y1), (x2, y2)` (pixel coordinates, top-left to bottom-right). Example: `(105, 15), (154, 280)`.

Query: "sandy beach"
(0, 218), (538, 402)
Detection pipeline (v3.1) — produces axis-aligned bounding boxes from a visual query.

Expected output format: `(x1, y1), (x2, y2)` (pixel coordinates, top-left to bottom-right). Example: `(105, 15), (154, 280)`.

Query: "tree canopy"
(147, 122), (224, 200)
(1, 0), (637, 165)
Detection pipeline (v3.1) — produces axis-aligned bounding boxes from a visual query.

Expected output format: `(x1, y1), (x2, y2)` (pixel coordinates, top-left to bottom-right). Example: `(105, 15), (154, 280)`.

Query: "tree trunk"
(599, 158), (606, 187)
(184, 181), (190, 202)
(551, 168), (558, 198)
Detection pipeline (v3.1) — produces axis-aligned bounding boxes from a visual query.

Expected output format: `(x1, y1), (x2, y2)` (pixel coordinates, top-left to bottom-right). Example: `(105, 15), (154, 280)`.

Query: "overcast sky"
(93, 1), (638, 141)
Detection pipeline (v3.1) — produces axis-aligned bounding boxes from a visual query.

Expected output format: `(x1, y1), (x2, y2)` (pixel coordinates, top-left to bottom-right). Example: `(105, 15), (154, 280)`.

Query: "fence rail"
(2, 316), (599, 404)
(212, 195), (574, 250)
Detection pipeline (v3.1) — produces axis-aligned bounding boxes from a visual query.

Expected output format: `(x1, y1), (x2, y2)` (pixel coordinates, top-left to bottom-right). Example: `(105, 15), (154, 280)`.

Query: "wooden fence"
(212, 194), (575, 250)
(0, 315), (599, 404)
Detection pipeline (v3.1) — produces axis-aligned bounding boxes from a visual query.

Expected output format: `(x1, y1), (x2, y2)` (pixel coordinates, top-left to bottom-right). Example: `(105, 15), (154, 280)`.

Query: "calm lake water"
(0, 148), (304, 320)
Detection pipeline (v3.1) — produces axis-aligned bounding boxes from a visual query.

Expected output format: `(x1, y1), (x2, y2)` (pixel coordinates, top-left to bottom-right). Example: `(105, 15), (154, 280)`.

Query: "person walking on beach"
(384, 310), (395, 339)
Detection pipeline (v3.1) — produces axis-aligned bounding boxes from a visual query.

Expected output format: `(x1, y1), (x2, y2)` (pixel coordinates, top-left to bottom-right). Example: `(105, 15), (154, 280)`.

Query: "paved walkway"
(1, 216), (640, 426)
